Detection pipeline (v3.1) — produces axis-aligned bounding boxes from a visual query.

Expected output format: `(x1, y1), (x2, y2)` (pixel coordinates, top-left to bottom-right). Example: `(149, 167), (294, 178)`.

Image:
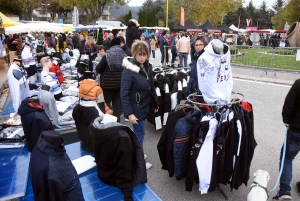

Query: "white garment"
(21, 46), (36, 68)
(41, 71), (62, 95)
(170, 92), (178, 110)
(79, 100), (103, 116)
(197, 41), (233, 104)
(196, 117), (218, 194)
(7, 64), (30, 113)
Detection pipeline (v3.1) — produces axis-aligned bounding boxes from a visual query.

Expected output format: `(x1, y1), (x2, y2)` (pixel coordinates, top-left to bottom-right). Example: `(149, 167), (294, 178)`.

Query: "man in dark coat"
(125, 19), (140, 49)
(159, 31), (170, 65)
(77, 34), (86, 54)
(273, 79), (300, 200)
(103, 33), (113, 50)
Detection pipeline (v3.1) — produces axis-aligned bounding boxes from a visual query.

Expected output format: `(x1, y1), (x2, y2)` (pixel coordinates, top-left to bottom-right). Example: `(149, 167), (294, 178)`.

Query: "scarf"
(106, 45), (127, 71)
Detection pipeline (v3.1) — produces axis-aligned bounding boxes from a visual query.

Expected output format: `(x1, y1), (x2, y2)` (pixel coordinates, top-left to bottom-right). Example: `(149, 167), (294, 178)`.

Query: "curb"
(233, 73), (294, 85)
(232, 64), (300, 73)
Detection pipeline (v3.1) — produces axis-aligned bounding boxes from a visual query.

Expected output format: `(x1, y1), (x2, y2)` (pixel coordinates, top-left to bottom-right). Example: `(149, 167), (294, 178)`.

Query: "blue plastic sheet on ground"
(20, 142), (161, 201)
(1, 100), (13, 116)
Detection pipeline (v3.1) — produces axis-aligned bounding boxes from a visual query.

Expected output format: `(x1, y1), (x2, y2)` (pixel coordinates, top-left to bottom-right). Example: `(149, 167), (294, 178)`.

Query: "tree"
(272, 0), (285, 11)
(271, 7), (286, 29)
(0, 0), (37, 20)
(283, 0), (300, 25)
(59, 0), (128, 23)
(166, 0), (242, 26)
(139, 0), (168, 27)
(128, 10), (132, 20)
(257, 0), (272, 29)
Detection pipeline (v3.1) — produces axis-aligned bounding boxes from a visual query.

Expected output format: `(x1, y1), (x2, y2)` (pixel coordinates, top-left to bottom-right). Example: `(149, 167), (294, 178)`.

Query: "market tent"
(229, 24), (247, 33)
(172, 20), (202, 31)
(198, 20), (220, 32)
(0, 12), (21, 28)
(5, 23), (64, 34)
(217, 23), (236, 33)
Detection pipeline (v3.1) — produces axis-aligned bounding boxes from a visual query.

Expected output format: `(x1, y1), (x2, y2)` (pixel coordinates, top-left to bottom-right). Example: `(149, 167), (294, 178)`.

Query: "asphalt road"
(120, 79), (300, 201)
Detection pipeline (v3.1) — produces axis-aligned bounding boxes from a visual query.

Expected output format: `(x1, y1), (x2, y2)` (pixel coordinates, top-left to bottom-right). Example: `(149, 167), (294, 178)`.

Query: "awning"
(0, 12), (21, 28)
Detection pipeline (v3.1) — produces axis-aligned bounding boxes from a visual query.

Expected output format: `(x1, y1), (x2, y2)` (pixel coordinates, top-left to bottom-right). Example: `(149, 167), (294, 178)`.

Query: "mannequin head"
(41, 131), (63, 148)
(211, 39), (224, 55)
(41, 56), (52, 72)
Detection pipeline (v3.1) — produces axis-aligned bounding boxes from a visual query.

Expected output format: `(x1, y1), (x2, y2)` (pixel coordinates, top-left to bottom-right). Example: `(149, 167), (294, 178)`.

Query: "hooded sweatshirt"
(18, 97), (54, 152)
(197, 41), (233, 104)
(7, 63), (30, 113)
(90, 117), (147, 201)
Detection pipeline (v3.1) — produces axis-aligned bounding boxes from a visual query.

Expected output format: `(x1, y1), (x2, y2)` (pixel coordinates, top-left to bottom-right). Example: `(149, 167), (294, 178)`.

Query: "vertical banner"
(180, 7), (184, 26)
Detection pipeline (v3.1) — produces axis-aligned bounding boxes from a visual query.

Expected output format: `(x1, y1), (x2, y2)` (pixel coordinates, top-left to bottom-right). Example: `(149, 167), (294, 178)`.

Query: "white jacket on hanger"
(7, 64), (30, 113)
(196, 116), (218, 194)
(197, 41), (233, 104)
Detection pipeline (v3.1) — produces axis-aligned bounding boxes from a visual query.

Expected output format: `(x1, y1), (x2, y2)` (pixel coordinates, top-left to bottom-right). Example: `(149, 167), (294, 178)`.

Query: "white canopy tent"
(229, 24), (247, 33)
(5, 23), (64, 34)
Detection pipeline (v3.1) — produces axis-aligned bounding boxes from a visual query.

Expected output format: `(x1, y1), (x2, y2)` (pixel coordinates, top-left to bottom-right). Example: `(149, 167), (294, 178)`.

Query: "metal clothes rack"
(186, 92), (245, 106)
(185, 91), (246, 200)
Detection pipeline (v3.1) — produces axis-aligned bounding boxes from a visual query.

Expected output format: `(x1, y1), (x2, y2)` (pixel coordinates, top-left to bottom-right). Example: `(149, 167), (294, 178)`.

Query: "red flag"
(180, 7), (184, 26)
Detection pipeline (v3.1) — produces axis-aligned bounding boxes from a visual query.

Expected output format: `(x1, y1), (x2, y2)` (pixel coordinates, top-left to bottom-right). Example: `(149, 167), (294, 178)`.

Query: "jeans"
(179, 53), (188, 67)
(160, 49), (169, 64)
(279, 129), (300, 192)
(171, 52), (177, 65)
(132, 120), (146, 148)
(103, 89), (121, 122)
(152, 50), (155, 58)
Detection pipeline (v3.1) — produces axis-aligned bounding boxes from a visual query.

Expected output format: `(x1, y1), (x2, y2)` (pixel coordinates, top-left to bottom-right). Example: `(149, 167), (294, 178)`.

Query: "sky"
(128, 0), (277, 8)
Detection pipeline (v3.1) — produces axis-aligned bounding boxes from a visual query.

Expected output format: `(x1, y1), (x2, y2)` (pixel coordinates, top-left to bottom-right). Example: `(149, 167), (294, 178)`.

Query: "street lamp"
(41, 3), (50, 21)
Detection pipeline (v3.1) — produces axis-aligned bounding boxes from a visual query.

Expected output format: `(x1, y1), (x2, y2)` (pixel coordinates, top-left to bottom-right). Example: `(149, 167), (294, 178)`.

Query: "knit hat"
(110, 37), (121, 47)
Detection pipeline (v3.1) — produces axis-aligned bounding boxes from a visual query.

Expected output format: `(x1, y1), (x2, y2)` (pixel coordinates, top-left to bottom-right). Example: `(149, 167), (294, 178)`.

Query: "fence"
(230, 45), (300, 72)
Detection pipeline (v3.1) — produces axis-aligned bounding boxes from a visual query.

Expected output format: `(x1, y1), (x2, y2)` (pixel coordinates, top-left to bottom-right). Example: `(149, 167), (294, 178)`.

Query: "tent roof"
(0, 12), (21, 28)
(198, 20), (218, 31)
(217, 23), (236, 33)
(172, 20), (202, 31)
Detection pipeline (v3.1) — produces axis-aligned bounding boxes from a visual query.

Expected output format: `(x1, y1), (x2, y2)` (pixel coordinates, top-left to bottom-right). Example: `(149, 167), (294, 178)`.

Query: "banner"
(180, 7), (184, 26)
(246, 26), (258, 31)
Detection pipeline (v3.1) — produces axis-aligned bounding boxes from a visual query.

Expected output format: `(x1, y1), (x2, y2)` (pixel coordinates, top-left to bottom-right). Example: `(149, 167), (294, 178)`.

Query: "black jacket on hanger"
(18, 97), (54, 152)
(30, 132), (84, 201)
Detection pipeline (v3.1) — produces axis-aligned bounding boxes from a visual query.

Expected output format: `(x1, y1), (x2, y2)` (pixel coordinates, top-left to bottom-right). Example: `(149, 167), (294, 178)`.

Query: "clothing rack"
(185, 91), (246, 200)
(186, 92), (245, 106)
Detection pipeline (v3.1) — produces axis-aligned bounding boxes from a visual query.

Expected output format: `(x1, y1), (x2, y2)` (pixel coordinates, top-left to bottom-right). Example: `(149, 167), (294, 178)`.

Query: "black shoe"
(297, 181), (300, 192)
(272, 191), (292, 200)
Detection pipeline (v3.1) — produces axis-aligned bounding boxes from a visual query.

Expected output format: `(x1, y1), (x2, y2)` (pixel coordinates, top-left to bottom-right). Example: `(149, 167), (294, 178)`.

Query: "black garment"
(72, 100), (100, 151)
(18, 97), (54, 152)
(103, 38), (112, 50)
(282, 79), (300, 132)
(90, 118), (147, 201)
(103, 89), (121, 122)
(58, 36), (64, 52)
(30, 133), (84, 201)
(77, 40), (86, 54)
(7, 38), (17, 51)
(157, 110), (185, 173)
(185, 121), (209, 191)
(125, 21), (140, 49)
(96, 55), (123, 90)
(72, 35), (79, 49)
(122, 44), (132, 56)
(159, 36), (169, 64)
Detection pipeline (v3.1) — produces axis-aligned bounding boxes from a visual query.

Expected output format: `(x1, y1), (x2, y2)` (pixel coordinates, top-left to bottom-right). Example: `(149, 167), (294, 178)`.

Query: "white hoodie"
(197, 41), (233, 104)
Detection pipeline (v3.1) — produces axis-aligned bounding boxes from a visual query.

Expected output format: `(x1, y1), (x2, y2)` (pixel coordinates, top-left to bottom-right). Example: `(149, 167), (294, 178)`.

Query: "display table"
(1, 142), (161, 201)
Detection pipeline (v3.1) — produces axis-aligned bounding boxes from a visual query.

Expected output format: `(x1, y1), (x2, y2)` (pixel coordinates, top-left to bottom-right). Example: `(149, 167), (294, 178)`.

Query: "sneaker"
(146, 162), (152, 170)
(144, 154), (147, 160)
(272, 191), (292, 200)
(124, 118), (129, 122)
(297, 181), (300, 192)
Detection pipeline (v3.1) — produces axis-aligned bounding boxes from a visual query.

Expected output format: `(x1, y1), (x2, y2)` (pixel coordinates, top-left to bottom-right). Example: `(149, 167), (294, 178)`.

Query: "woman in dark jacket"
(96, 37), (127, 122)
(125, 19), (140, 49)
(185, 36), (208, 96)
(121, 40), (159, 170)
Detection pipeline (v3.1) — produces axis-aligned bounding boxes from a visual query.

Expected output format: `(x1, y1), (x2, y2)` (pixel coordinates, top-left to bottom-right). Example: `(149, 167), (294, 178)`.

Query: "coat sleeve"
(96, 55), (107, 74)
(121, 70), (134, 116)
(282, 80), (299, 124)
(149, 68), (159, 110)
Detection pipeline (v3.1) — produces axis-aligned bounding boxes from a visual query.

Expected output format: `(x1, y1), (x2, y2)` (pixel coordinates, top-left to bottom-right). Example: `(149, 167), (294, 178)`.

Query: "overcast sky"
(128, 0), (277, 8)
